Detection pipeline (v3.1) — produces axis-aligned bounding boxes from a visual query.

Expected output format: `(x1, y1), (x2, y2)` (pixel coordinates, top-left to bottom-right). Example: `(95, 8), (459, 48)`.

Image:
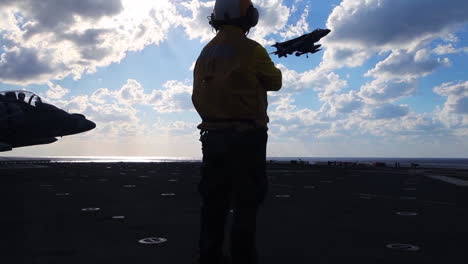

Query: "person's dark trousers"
(198, 128), (268, 264)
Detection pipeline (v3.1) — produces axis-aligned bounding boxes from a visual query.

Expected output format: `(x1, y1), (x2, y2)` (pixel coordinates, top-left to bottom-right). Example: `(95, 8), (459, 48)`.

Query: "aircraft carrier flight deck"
(2, 162), (468, 264)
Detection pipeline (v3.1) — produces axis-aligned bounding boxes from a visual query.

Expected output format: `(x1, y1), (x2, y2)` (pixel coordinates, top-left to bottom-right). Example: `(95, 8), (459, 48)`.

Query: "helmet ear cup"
(209, 13), (221, 30)
(246, 5), (259, 28)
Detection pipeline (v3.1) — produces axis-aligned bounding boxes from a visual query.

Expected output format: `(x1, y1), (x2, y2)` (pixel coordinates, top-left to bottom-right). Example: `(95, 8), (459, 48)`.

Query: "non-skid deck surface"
(2, 162), (468, 264)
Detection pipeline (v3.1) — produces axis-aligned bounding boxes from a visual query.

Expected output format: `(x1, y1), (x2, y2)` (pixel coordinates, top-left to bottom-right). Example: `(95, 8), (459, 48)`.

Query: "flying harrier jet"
(272, 28), (331, 58)
(0, 90), (96, 152)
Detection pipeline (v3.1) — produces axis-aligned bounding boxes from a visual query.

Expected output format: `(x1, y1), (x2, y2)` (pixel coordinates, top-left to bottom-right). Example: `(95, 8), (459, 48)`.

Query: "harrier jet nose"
(81, 119), (96, 132)
(71, 113), (96, 133)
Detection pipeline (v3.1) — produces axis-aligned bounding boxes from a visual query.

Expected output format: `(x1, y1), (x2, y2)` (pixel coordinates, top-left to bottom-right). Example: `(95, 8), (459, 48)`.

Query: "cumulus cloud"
(321, 46), (371, 69)
(269, 63), (416, 138)
(328, 90), (364, 114)
(433, 44), (468, 55)
(85, 102), (138, 124)
(88, 79), (193, 113)
(326, 0), (468, 48)
(178, 0), (216, 42)
(0, 47), (57, 83)
(0, 0), (181, 85)
(90, 88), (115, 105)
(0, 7), (17, 32)
(276, 64), (347, 97)
(57, 95), (88, 113)
(359, 79), (418, 103)
(0, 0), (305, 85)
(316, 0), (468, 113)
(10, 0), (122, 37)
(278, 5), (309, 40)
(248, 0), (291, 44)
(46, 82), (69, 99)
(50, 93), (138, 126)
(270, 95), (446, 141)
(116, 79), (147, 105)
(267, 67), (438, 140)
(434, 81), (468, 115)
(366, 49), (451, 80)
(42, 78), (194, 140)
(353, 113), (448, 139)
(150, 80), (193, 113)
(0, 0), (315, 86)
(322, 0), (468, 69)
(351, 48), (450, 104)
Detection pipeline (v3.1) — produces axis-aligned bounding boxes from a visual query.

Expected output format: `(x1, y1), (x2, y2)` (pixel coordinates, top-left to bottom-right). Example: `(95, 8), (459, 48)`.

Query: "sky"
(0, 0), (467, 158)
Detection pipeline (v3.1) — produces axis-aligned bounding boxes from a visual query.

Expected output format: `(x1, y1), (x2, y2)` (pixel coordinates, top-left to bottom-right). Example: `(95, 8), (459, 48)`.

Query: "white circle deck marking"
(396, 212), (419, 216)
(139, 237), (167, 244)
(161, 193), (175, 196)
(56, 193), (70, 196)
(275, 194), (291, 198)
(386, 244), (420, 252)
(123, 185), (136, 188)
(81, 207), (100, 212)
(112, 216), (126, 219)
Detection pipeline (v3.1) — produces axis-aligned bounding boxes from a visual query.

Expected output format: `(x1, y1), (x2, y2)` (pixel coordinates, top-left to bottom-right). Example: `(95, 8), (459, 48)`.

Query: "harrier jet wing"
(0, 90), (96, 151)
(272, 28), (331, 58)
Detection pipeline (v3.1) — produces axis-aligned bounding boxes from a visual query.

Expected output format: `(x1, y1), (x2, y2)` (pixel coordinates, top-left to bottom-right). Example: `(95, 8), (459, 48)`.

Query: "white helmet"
(209, 0), (259, 31)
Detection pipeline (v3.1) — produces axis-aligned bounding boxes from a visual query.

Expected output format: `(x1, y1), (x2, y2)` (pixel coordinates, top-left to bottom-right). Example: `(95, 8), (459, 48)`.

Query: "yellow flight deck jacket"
(192, 25), (282, 131)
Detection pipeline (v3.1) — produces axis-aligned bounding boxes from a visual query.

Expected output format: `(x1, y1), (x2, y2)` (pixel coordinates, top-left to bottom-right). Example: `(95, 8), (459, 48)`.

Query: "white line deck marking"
(426, 175), (468, 187)
(112, 216), (125, 219)
(386, 244), (420, 251)
(139, 237), (167, 244)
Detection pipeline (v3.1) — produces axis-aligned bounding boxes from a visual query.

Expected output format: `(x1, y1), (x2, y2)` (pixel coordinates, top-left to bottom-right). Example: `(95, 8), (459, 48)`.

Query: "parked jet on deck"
(0, 90), (96, 152)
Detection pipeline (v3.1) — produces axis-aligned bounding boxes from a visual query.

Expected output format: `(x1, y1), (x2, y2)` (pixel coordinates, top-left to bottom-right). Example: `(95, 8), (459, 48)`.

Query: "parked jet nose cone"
(80, 119), (96, 132)
(61, 115), (96, 136)
(71, 113), (96, 133)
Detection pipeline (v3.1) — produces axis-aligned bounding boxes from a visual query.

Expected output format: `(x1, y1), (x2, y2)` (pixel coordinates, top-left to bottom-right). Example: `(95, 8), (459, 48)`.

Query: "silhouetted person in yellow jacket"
(192, 1), (282, 263)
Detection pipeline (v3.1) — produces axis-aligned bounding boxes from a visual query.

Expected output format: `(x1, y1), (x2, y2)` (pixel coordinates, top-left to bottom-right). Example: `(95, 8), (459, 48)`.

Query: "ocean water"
(0, 156), (199, 163)
(1, 156), (468, 169)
